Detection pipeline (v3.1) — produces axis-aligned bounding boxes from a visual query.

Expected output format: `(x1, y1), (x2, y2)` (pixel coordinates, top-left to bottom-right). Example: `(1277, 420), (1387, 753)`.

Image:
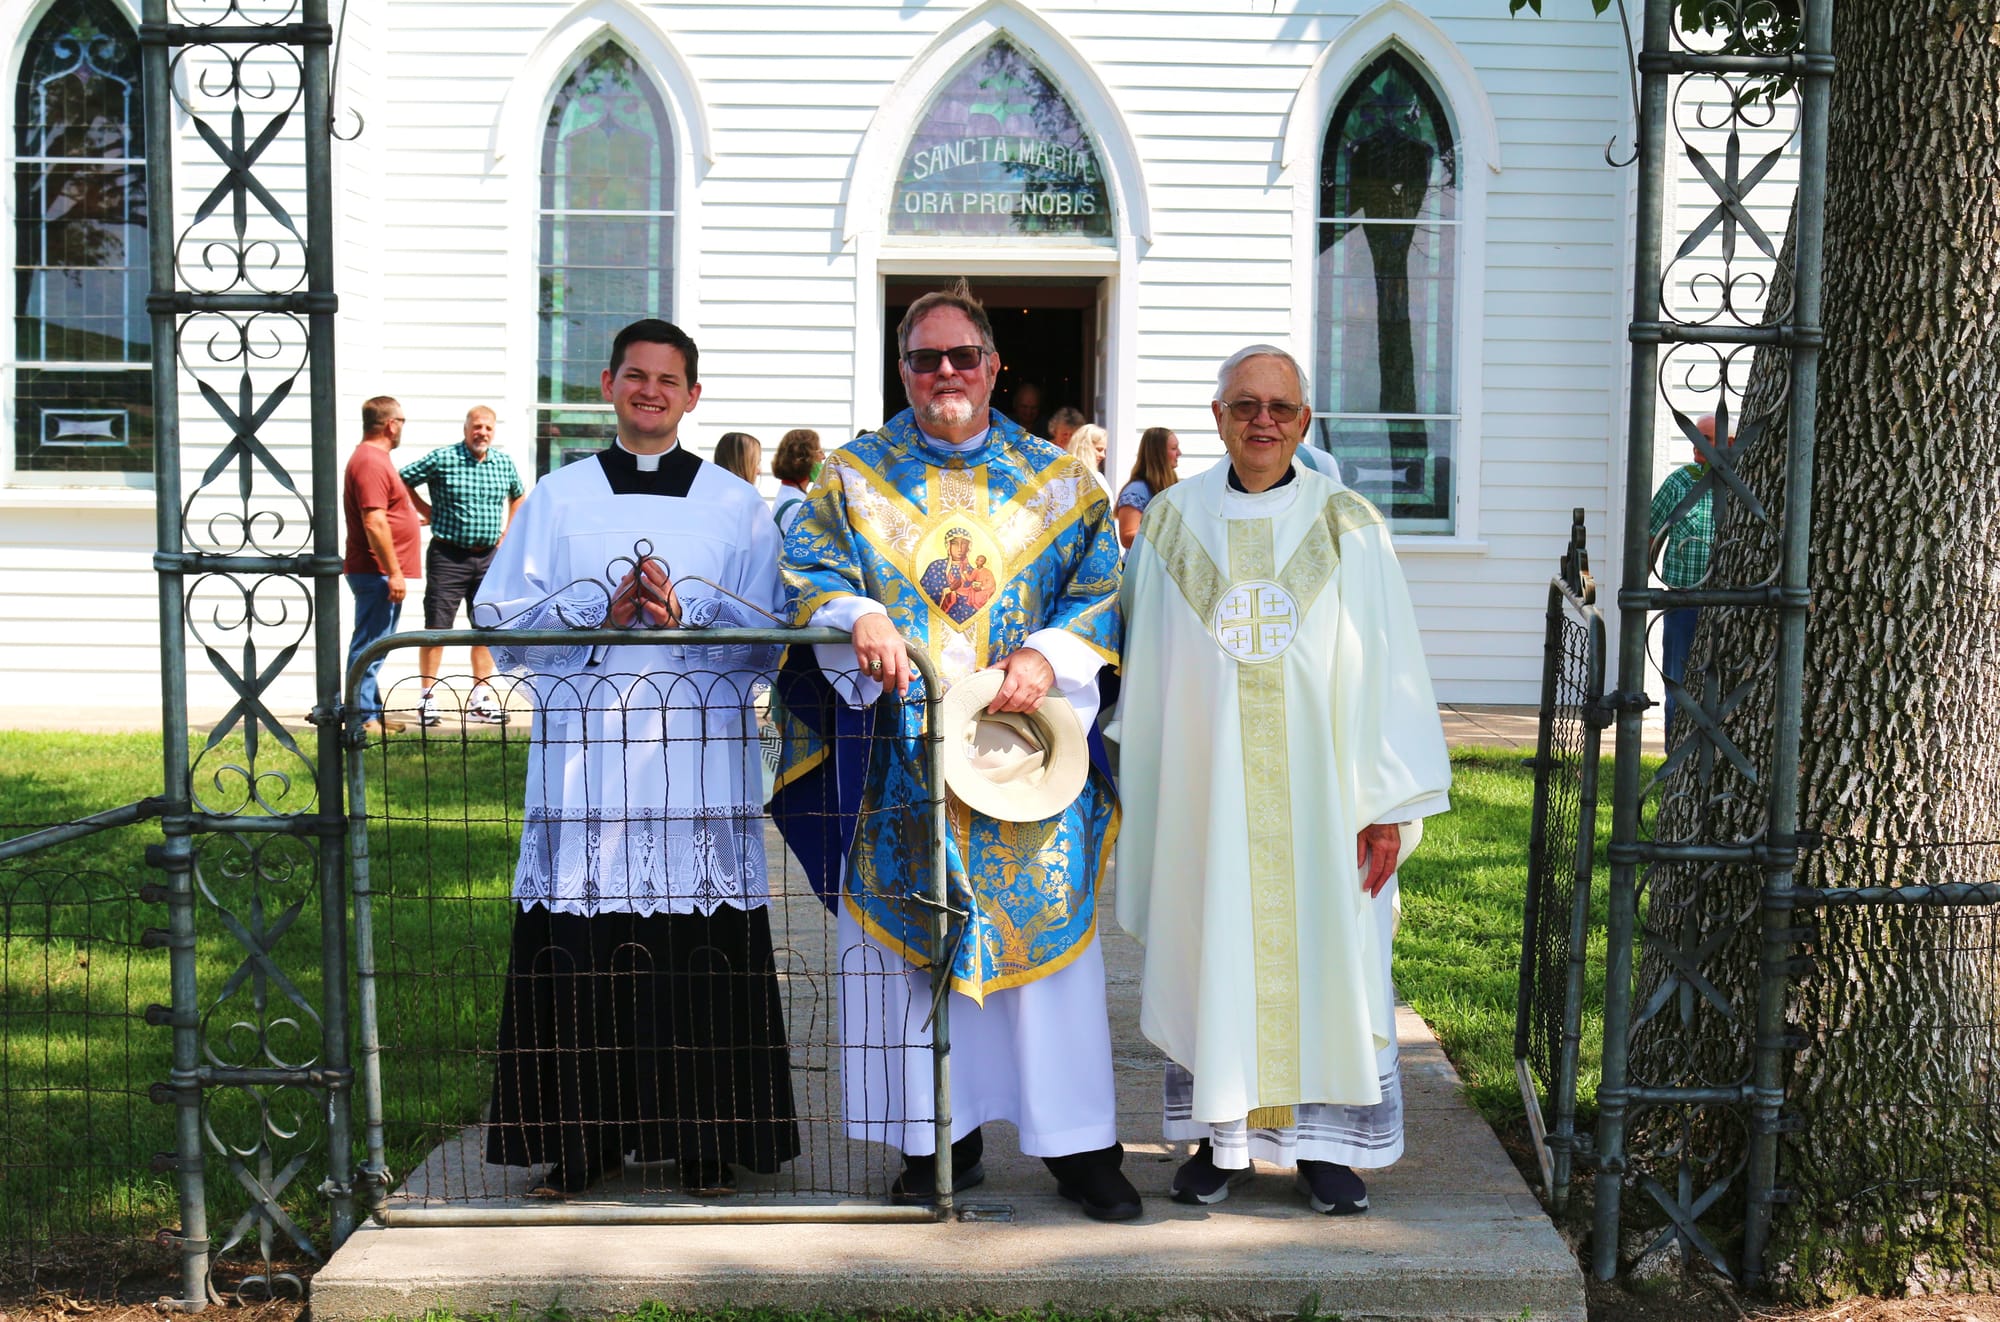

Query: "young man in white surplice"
(471, 319), (800, 1200)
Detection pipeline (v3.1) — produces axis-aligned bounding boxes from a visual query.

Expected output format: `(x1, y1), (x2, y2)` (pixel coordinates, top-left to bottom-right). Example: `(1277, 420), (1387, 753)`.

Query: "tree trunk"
(1627, 2), (2000, 1298)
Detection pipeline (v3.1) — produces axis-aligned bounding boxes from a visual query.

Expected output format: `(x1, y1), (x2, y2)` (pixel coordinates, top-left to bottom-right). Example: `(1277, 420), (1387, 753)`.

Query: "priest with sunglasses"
(773, 279), (1137, 1220)
(1110, 344), (1451, 1217)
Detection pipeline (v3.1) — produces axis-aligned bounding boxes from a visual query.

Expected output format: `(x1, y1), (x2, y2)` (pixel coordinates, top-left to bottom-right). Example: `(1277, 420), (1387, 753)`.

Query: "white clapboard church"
(0, 0), (1789, 716)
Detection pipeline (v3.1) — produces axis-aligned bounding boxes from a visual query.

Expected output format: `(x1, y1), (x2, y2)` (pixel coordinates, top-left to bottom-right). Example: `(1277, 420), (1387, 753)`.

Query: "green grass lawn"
(0, 726), (535, 1266)
(0, 732), (1605, 1268)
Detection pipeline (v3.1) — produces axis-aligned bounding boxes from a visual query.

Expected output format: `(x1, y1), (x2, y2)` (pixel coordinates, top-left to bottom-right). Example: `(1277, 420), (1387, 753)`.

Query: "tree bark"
(1628, 2), (2000, 1298)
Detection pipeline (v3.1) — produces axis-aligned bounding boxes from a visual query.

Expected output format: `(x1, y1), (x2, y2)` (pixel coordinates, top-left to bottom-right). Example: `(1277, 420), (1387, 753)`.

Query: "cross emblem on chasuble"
(1211, 580), (1300, 663)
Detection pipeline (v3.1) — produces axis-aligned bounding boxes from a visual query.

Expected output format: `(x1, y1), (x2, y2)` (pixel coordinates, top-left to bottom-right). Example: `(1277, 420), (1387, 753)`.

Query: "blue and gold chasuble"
(776, 409), (1122, 1003)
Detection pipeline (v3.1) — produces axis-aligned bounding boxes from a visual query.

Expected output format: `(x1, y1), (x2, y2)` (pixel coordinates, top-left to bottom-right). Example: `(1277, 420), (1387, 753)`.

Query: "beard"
(917, 392), (978, 433)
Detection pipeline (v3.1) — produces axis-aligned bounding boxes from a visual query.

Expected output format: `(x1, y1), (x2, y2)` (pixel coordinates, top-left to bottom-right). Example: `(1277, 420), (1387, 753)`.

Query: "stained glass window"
(1314, 51), (1459, 533)
(12, 0), (152, 478)
(537, 42), (675, 474)
(890, 39), (1112, 241)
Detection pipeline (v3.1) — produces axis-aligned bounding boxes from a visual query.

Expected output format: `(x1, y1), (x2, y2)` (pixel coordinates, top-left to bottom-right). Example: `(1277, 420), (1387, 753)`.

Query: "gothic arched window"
(12, 0), (151, 480)
(1315, 50), (1459, 533)
(537, 42), (676, 474)
(889, 37), (1112, 241)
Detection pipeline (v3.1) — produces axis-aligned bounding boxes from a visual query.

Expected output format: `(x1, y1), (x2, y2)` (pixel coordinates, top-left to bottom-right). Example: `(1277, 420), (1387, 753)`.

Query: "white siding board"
(3, 0), (1644, 710)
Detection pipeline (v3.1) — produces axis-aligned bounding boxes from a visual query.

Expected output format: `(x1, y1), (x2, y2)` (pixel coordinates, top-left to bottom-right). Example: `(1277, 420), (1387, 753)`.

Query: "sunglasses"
(1223, 398), (1305, 424)
(902, 345), (991, 374)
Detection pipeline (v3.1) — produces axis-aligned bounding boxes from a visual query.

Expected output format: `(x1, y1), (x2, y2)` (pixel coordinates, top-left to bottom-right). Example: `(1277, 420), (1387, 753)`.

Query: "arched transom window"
(890, 38), (1111, 242)
(537, 41), (675, 474)
(12, 0), (151, 481)
(1314, 50), (1459, 534)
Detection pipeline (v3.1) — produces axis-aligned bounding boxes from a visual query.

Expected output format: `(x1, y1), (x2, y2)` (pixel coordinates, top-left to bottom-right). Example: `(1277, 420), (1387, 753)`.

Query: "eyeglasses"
(1224, 398), (1304, 424)
(902, 345), (991, 374)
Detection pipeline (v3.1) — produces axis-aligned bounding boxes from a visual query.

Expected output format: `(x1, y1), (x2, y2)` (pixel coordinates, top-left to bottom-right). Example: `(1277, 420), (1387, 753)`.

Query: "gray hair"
(1214, 344), (1311, 405)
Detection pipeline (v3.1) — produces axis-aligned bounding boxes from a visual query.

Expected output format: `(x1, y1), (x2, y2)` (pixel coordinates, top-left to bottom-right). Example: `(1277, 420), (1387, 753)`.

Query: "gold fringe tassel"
(1246, 1105), (1296, 1130)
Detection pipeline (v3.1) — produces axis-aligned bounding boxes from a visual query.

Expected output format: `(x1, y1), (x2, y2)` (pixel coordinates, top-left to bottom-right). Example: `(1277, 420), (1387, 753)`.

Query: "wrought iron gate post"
(1743, 0), (1833, 1285)
(131, 0), (349, 1299)
(301, 0), (356, 1251)
(140, 0), (208, 1302)
(1596, 0), (1833, 1286)
(1592, 0), (1675, 1280)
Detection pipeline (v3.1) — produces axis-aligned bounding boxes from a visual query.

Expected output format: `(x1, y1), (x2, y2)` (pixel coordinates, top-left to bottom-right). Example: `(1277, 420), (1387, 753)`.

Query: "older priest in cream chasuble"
(1112, 457), (1450, 1171)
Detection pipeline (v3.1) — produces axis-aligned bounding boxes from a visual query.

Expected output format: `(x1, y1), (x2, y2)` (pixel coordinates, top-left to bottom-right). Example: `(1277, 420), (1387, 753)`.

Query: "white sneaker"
(468, 689), (507, 725)
(417, 690), (441, 727)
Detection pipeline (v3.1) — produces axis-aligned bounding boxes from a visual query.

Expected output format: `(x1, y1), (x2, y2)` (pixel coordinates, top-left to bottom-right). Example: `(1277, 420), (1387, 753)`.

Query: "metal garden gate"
(1514, 511), (1606, 1215)
(339, 626), (960, 1226)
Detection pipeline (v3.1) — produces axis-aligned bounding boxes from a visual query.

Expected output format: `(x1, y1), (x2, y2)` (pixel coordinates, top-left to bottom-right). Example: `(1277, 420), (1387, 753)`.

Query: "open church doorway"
(880, 276), (1103, 439)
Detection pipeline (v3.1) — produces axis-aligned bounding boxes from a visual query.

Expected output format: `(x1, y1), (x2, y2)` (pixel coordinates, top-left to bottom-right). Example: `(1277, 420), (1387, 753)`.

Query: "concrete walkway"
(314, 903), (1585, 1322)
(3, 698), (1594, 1316)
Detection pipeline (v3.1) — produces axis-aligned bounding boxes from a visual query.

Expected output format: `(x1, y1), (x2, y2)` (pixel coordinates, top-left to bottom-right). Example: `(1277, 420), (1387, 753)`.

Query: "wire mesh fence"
(351, 644), (948, 1216)
(1515, 516), (1606, 1210)
(0, 856), (170, 1287)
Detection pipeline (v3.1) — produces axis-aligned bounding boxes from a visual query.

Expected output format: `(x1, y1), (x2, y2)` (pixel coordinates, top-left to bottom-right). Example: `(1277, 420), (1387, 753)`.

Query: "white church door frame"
(842, 1), (1150, 478)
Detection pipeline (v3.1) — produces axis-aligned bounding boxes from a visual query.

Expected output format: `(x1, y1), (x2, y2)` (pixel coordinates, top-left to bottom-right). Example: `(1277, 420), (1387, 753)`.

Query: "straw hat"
(938, 669), (1091, 823)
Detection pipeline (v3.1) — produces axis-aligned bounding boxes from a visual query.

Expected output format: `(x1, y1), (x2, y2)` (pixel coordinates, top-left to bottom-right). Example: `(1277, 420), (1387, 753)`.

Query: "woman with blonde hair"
(713, 431), (763, 486)
(1114, 426), (1181, 549)
(1066, 422), (1112, 499)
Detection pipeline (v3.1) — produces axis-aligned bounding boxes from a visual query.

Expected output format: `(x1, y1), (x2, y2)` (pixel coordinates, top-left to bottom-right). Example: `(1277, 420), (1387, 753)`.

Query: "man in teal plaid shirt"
(1647, 412), (1720, 732)
(400, 405), (525, 724)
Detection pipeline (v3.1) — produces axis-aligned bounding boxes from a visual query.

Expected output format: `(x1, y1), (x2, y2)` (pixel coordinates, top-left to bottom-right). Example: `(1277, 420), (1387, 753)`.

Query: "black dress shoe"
(1044, 1143), (1143, 1222)
(890, 1128), (987, 1204)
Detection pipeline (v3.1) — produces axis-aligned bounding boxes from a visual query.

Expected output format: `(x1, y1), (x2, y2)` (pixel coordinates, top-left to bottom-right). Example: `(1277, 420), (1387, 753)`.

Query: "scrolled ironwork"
(1668, 0), (1805, 58)
(1596, 0), (1829, 1288)
(168, 0), (305, 31)
(184, 574), (315, 817)
(192, 835), (323, 1073)
(135, 0), (349, 1294)
(201, 1080), (320, 1295)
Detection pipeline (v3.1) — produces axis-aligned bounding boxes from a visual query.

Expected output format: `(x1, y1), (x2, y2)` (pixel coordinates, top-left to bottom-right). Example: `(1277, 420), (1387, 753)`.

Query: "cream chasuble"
(1111, 460), (1451, 1126)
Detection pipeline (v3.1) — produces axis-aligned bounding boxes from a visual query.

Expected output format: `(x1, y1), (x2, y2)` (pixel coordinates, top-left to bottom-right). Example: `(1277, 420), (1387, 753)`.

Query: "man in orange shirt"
(342, 395), (423, 734)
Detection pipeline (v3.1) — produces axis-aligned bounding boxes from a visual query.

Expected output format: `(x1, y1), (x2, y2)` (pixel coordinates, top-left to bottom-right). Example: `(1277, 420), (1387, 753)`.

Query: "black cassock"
(484, 905), (801, 1175)
(478, 444), (800, 1179)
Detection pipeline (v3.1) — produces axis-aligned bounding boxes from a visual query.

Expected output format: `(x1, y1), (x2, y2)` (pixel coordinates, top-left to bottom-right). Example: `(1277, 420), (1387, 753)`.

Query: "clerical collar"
(916, 425), (989, 454)
(616, 438), (675, 471)
(598, 440), (700, 497)
(1226, 464), (1298, 493)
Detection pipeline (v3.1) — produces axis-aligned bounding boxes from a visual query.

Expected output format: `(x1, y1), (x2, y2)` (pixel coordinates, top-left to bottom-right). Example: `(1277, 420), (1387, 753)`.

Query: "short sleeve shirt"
(398, 443), (525, 548)
(1115, 479), (1154, 514)
(343, 443), (424, 576)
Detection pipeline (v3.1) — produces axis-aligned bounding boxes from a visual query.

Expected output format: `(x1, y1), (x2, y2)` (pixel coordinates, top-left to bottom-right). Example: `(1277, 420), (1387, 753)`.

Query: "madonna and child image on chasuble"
(775, 411), (1123, 1003)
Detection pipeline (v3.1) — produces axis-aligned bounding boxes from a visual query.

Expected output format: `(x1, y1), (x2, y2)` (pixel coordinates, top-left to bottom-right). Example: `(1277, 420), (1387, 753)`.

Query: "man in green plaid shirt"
(399, 405), (525, 725)
(1647, 412), (1720, 731)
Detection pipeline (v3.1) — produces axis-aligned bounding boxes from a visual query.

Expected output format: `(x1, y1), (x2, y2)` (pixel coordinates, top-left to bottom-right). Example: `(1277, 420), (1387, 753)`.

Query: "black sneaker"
(1295, 1160), (1368, 1215)
(1170, 1140), (1250, 1205)
(1045, 1143), (1143, 1222)
(890, 1128), (987, 1204)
